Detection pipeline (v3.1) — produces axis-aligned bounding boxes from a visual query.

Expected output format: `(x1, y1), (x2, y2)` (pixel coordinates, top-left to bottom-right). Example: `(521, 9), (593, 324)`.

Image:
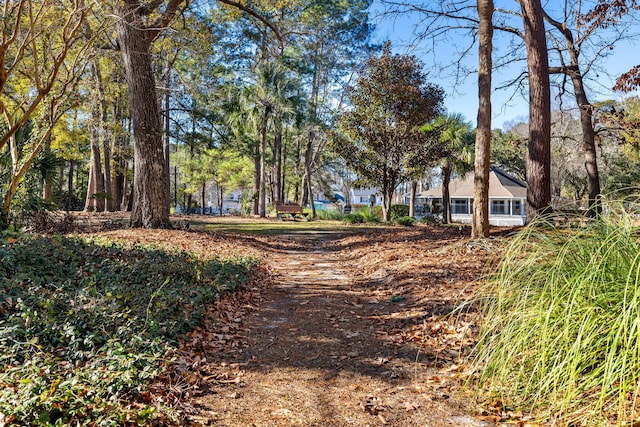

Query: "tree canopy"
(2, 0), (640, 230)
(336, 42), (444, 222)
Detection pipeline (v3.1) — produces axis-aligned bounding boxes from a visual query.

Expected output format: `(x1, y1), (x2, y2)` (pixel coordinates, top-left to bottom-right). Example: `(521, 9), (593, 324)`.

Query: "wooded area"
(3, 1), (640, 426)
(1, 0), (639, 232)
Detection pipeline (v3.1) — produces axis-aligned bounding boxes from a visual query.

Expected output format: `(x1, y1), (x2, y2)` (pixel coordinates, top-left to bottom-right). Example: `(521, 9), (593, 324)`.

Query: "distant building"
(208, 187), (244, 215)
(334, 187), (383, 206)
(413, 166), (527, 226)
(350, 188), (383, 206)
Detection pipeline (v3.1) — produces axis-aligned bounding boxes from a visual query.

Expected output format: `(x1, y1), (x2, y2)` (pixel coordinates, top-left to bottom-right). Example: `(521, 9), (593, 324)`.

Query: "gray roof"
(419, 166), (526, 198)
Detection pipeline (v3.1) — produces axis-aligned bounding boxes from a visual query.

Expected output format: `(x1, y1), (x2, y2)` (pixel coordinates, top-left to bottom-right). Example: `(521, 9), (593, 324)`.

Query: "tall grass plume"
(473, 203), (640, 425)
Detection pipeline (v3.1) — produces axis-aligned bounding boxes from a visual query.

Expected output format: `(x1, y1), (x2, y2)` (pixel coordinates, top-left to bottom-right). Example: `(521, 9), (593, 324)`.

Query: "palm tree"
(433, 113), (475, 224)
(243, 62), (298, 217)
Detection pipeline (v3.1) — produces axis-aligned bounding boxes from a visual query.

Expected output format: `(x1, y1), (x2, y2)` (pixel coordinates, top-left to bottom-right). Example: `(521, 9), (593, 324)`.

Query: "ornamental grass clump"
(473, 206), (640, 426)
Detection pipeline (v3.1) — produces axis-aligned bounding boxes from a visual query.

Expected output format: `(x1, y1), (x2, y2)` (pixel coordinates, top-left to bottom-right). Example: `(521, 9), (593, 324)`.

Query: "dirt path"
(186, 230), (491, 427)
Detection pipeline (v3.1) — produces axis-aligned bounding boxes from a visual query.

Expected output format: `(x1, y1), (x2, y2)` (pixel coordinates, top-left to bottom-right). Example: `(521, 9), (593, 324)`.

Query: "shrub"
(349, 205), (382, 222)
(316, 208), (344, 221)
(372, 205), (383, 220)
(473, 206), (640, 425)
(0, 235), (258, 426)
(394, 216), (415, 226)
(418, 214), (441, 225)
(390, 204), (409, 220)
(343, 213), (365, 224)
(362, 212), (380, 223)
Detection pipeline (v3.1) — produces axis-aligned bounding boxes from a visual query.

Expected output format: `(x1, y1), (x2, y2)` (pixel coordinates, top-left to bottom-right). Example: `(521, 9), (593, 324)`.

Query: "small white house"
(334, 187), (384, 206)
(351, 188), (383, 206)
(417, 167), (527, 226)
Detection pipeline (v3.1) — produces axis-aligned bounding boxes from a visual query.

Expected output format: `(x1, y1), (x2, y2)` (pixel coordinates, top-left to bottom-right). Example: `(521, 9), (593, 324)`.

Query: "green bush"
(349, 205), (382, 222)
(343, 213), (365, 224)
(0, 235), (258, 426)
(316, 208), (344, 221)
(372, 205), (383, 219)
(390, 204), (409, 220)
(362, 212), (380, 223)
(418, 214), (441, 225)
(473, 206), (640, 425)
(394, 216), (415, 226)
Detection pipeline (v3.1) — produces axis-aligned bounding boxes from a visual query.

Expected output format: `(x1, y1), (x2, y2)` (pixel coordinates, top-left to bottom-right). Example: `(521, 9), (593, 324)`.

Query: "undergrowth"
(342, 213), (365, 224)
(315, 209), (344, 221)
(0, 234), (258, 426)
(473, 207), (640, 426)
(394, 216), (415, 226)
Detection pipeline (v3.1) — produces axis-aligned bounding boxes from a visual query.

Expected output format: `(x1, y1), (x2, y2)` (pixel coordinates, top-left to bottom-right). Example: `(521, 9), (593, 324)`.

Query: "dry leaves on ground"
(74, 214), (514, 426)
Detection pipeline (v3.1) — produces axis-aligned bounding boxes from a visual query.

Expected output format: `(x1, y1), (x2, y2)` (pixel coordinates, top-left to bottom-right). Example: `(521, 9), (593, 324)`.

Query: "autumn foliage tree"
(0, 0), (91, 228)
(580, 0), (640, 92)
(336, 42), (444, 222)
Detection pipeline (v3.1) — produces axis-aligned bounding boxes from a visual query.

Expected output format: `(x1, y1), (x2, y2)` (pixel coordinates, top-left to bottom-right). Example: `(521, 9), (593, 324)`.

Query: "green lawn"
(182, 216), (388, 235)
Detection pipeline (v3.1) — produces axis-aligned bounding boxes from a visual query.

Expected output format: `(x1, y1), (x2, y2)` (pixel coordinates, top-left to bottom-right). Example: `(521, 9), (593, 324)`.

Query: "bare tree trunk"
(382, 192), (392, 222)
(301, 44), (324, 218)
(84, 160), (94, 211)
(571, 74), (600, 216)
(85, 131), (104, 212)
(111, 100), (125, 211)
(273, 118), (283, 205)
(571, 76), (601, 215)
(253, 143), (260, 215)
(93, 61), (113, 211)
(259, 124), (267, 218)
(544, 13), (601, 216)
(164, 69), (171, 211)
(217, 185), (224, 215)
(472, 0), (493, 238)
(302, 128), (315, 216)
(381, 169), (392, 222)
(442, 162), (452, 224)
(306, 174), (315, 218)
(67, 159), (74, 212)
(409, 179), (417, 217)
(116, 6), (170, 228)
(281, 125), (289, 202)
(103, 141), (113, 211)
(114, 169), (123, 211)
(521, 0), (552, 221)
(201, 184), (206, 215)
(293, 132), (303, 203)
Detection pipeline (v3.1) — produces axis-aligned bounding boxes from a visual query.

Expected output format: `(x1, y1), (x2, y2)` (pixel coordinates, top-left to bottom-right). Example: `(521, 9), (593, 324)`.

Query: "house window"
(451, 199), (469, 214)
(359, 196), (369, 203)
(511, 200), (523, 215)
(491, 200), (508, 215)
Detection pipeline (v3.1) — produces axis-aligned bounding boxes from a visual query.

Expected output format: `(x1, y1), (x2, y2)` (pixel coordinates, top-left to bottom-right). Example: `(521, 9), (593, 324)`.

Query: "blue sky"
(369, 1), (640, 130)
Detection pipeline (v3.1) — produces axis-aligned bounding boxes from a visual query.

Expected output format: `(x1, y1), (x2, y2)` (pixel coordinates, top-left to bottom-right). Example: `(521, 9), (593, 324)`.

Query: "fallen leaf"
(402, 401), (420, 411)
(477, 415), (502, 423)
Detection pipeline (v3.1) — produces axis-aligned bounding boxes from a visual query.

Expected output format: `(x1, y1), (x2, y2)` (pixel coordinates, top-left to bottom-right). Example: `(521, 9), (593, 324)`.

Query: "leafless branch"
(216, 0), (284, 49)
